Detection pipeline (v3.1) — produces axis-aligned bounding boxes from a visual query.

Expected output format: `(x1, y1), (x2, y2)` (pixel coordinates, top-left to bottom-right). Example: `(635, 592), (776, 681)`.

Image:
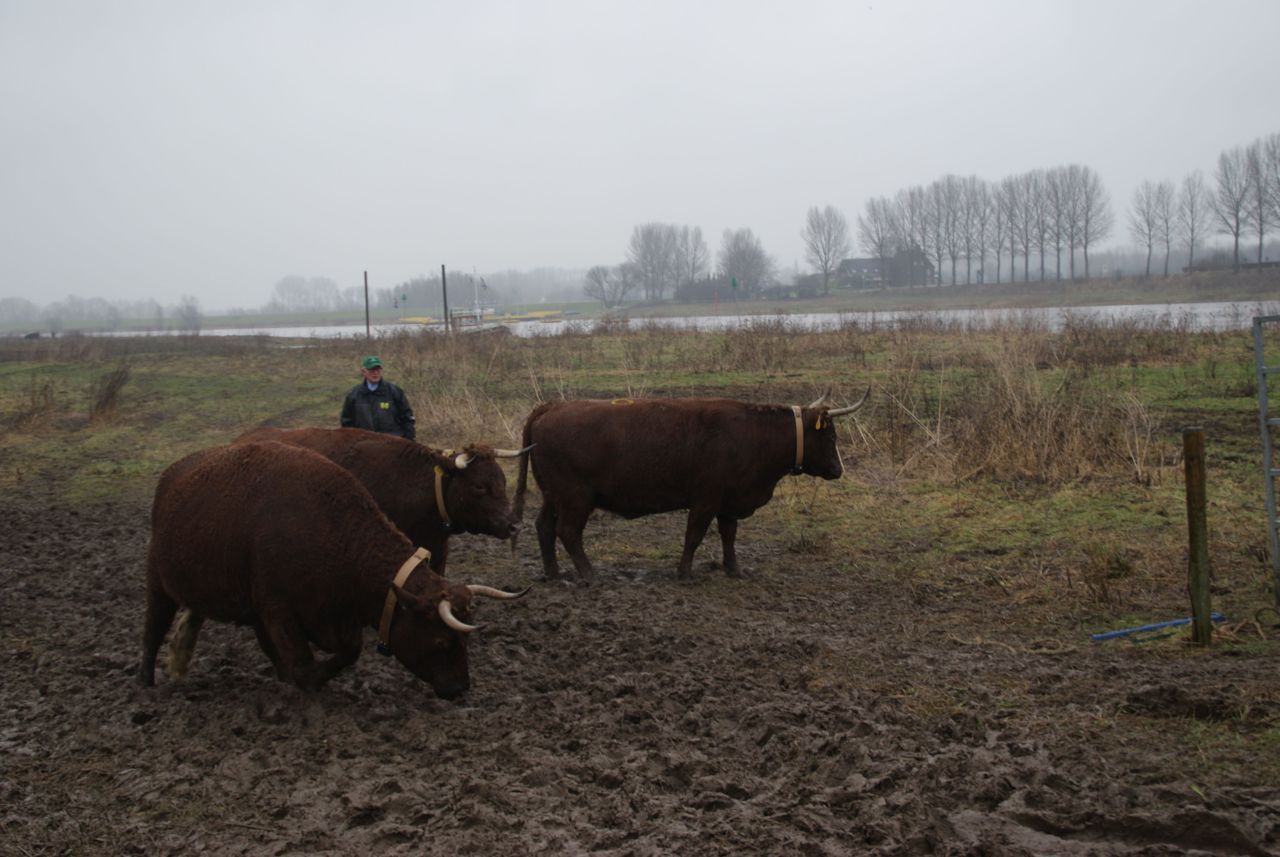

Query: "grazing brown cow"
(140, 441), (522, 697)
(513, 390), (868, 582)
(233, 426), (524, 574)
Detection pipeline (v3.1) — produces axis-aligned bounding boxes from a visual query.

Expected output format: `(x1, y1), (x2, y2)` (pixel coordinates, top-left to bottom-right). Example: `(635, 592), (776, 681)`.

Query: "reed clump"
(88, 364), (130, 423)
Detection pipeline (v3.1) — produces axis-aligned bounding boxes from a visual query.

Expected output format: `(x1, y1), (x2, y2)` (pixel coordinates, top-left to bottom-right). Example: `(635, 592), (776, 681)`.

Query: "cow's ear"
(392, 584), (429, 613)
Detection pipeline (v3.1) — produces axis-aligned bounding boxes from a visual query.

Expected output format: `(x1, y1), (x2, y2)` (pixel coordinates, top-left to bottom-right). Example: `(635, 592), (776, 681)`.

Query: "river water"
(98, 300), (1280, 339)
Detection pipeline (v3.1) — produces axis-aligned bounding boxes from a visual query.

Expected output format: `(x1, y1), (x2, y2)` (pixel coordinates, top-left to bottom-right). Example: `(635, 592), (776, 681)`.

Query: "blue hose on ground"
(1090, 612), (1226, 642)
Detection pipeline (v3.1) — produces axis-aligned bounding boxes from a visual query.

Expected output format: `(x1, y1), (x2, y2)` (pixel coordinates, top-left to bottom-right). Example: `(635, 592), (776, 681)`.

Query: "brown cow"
(233, 426), (524, 574)
(513, 391), (868, 582)
(140, 441), (523, 697)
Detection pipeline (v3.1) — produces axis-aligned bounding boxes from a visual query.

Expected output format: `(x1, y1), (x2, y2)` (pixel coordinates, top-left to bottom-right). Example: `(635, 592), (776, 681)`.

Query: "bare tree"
(933, 176), (963, 285)
(1211, 146), (1250, 272)
(628, 223), (680, 301)
(999, 175), (1022, 282)
(1153, 180), (1175, 277)
(1059, 164), (1087, 280)
(1129, 180), (1160, 278)
(894, 186), (931, 285)
(1265, 133), (1280, 224)
(926, 180), (950, 286)
(717, 228), (775, 296)
(1044, 167), (1068, 280)
(175, 295), (202, 335)
(968, 177), (994, 283)
(584, 263), (643, 308)
(0, 297), (40, 326)
(673, 226), (709, 290)
(1028, 170), (1050, 281)
(1177, 170), (1211, 273)
(857, 196), (897, 286)
(1245, 139), (1275, 265)
(802, 205), (852, 295)
(987, 182), (1007, 284)
(1015, 172), (1037, 282)
(583, 266), (613, 307)
(1079, 166), (1113, 280)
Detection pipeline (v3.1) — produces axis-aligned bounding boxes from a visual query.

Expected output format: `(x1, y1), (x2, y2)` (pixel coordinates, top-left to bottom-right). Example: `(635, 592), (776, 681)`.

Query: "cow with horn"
(141, 441), (527, 697)
(162, 427), (533, 678)
(513, 388), (869, 582)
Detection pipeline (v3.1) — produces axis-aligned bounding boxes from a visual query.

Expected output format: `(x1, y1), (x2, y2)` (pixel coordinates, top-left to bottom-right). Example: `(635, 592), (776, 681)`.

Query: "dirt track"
(3, 489), (1278, 856)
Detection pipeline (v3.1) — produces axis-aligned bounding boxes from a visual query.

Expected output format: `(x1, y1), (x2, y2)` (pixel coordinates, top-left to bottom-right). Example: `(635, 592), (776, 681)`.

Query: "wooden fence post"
(1182, 427), (1212, 644)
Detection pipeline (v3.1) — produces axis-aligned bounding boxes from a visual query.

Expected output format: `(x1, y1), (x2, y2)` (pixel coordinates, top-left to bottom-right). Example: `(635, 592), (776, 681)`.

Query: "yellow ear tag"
(434, 465), (444, 476)
(815, 416), (824, 430)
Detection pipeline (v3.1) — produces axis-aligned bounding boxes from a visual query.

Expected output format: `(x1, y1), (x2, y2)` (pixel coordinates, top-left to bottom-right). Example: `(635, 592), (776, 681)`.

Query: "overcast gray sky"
(2, 0), (1278, 312)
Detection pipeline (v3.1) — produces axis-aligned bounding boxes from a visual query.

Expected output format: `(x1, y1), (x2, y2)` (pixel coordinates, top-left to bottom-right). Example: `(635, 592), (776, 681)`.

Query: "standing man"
(340, 355), (416, 439)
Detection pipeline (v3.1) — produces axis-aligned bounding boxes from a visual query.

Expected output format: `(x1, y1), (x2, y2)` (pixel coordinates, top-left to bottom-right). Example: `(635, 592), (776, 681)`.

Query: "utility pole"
(363, 270), (370, 340)
(441, 264), (450, 334)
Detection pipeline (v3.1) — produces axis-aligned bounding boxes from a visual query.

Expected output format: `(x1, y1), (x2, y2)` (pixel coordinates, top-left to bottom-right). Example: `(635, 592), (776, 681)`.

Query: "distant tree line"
(855, 165), (1115, 289)
(0, 294), (202, 334)
(583, 223), (786, 307)
(1128, 132), (1280, 275)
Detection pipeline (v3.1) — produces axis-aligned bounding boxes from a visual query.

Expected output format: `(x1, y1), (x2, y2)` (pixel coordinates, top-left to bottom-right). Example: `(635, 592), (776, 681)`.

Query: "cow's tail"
(511, 403), (547, 555)
(512, 404), (544, 522)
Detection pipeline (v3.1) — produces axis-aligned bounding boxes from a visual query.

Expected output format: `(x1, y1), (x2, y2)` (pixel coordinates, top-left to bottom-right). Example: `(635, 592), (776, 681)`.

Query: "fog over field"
(1, 0), (1278, 316)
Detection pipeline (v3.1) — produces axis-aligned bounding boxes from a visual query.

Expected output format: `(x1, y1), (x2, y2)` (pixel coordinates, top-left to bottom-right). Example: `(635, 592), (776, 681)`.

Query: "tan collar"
(791, 405), (804, 473)
(377, 547), (431, 654)
(434, 465), (451, 529)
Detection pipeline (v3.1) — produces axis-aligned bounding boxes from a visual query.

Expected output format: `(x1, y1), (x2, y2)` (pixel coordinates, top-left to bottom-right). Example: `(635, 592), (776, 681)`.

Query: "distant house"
(840, 249), (935, 288)
(837, 258), (884, 289)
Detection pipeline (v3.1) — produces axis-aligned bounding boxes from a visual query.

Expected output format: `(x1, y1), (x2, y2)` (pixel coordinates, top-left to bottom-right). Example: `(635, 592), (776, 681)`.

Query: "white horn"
(467, 584), (530, 600)
(806, 388), (831, 409)
(826, 386), (871, 417)
(438, 599), (481, 633)
(454, 452), (473, 469)
(493, 443), (535, 458)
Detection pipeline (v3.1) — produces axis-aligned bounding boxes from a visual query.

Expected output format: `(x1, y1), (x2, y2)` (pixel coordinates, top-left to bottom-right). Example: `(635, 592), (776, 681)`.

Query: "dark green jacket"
(340, 380), (416, 439)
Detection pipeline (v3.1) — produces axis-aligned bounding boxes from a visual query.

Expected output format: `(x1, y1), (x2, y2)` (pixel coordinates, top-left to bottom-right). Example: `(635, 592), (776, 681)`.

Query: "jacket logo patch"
(380, 402), (391, 410)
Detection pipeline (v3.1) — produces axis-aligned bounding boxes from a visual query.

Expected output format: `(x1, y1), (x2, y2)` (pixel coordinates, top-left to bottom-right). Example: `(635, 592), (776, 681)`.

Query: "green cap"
(362, 355), (383, 370)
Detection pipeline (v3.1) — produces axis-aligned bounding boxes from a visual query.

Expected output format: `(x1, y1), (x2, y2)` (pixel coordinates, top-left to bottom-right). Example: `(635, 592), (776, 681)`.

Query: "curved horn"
(826, 386), (871, 417)
(467, 584), (530, 600)
(454, 452), (473, 469)
(438, 599), (481, 633)
(806, 388), (831, 409)
(492, 443), (535, 458)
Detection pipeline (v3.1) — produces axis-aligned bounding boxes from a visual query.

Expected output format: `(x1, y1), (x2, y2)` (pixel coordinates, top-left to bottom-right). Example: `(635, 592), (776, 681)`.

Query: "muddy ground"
(2, 484), (1278, 857)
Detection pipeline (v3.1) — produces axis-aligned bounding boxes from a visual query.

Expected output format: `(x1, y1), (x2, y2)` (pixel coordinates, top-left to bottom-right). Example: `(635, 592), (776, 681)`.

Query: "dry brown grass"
(88, 364), (130, 424)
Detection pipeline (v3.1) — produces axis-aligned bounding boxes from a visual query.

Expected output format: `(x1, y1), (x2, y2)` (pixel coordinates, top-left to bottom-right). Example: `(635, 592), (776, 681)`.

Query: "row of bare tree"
(585, 224), (782, 307)
(1, 294), (203, 333)
(857, 166), (1115, 287)
(1129, 133), (1280, 276)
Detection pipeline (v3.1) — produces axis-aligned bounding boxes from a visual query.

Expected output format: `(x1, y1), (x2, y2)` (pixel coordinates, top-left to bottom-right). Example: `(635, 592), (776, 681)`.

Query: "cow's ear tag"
(815, 416), (824, 430)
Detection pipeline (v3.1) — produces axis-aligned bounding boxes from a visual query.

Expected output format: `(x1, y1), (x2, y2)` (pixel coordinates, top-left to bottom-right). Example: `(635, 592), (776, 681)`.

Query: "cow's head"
(442, 444), (526, 539)
(387, 574), (477, 699)
(387, 573), (527, 700)
(799, 388), (870, 480)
